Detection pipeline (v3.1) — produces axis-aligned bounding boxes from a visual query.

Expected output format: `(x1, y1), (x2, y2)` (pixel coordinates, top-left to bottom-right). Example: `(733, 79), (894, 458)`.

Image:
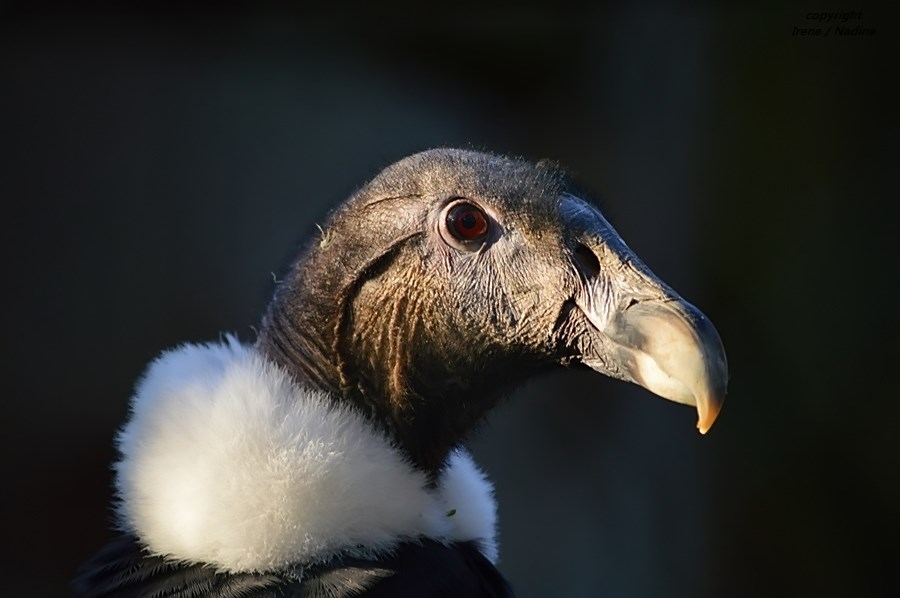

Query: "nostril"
(573, 244), (601, 279)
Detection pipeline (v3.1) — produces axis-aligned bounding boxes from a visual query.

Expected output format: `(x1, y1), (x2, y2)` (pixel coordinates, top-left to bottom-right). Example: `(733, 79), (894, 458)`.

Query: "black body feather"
(74, 535), (514, 597)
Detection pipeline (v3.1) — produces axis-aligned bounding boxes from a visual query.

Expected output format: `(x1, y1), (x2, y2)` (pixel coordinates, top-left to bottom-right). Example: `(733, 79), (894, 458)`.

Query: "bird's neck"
(256, 230), (547, 477)
(257, 288), (483, 477)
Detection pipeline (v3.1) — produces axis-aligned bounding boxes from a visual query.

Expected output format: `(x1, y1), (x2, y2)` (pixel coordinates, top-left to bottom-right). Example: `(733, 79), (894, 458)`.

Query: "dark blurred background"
(2, 4), (896, 597)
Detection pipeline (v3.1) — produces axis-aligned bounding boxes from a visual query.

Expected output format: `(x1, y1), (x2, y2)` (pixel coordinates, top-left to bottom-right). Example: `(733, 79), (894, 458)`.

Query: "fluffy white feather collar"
(114, 337), (498, 573)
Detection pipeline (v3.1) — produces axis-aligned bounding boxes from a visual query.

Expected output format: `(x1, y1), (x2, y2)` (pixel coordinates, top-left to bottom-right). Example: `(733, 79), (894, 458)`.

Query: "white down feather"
(114, 337), (498, 573)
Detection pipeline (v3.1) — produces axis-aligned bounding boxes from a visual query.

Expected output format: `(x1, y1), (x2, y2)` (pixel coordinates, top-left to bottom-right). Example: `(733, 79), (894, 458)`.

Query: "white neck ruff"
(114, 337), (498, 573)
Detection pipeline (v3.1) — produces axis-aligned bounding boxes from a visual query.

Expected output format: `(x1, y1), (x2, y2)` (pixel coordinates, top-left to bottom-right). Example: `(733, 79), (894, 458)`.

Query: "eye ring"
(439, 201), (491, 250)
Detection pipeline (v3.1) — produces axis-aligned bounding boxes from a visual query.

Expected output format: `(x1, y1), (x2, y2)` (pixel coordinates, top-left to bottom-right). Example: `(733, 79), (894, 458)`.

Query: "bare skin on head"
(257, 149), (727, 474)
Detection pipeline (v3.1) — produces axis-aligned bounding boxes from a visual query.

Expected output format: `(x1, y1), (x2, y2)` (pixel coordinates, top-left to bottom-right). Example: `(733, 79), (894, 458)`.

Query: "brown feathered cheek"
(438, 200), (492, 251)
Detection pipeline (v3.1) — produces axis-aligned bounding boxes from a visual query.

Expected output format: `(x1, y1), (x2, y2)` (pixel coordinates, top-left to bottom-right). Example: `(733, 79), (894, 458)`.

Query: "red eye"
(446, 203), (489, 242)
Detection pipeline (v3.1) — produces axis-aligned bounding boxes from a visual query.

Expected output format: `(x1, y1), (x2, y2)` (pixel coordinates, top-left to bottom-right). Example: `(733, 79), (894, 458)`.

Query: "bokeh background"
(2, 4), (896, 597)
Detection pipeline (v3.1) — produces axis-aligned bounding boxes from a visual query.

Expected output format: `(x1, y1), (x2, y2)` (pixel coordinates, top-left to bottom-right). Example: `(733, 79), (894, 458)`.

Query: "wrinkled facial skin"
(417, 192), (579, 368)
(259, 150), (727, 473)
(337, 159), (580, 415)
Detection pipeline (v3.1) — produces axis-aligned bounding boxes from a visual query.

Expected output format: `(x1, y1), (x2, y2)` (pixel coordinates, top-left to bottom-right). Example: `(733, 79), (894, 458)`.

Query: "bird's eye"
(443, 202), (490, 248)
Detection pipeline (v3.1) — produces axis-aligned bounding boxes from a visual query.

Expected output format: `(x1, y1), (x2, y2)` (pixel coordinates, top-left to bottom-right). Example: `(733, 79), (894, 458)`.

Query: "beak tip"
(695, 397), (724, 435)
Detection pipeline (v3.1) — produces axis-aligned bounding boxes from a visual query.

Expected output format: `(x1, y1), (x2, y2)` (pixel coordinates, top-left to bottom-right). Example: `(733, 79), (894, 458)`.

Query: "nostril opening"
(573, 244), (601, 279)
(625, 298), (639, 310)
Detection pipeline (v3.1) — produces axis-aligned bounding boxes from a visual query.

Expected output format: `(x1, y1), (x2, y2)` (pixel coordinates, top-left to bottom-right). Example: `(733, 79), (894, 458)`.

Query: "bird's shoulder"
(73, 534), (515, 597)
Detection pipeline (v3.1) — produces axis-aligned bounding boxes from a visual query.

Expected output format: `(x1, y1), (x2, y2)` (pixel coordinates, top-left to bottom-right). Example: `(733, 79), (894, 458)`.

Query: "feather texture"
(113, 337), (498, 573)
(74, 535), (514, 597)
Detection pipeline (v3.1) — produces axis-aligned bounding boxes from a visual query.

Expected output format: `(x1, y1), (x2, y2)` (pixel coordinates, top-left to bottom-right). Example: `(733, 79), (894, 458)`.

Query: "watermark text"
(792, 11), (875, 37)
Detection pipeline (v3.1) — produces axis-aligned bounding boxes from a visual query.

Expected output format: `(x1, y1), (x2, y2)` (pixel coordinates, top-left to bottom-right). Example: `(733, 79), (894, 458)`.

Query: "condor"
(75, 149), (727, 597)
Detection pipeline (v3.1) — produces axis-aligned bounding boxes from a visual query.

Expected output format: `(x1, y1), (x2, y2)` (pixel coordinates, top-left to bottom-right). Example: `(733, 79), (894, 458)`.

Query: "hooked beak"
(603, 299), (727, 434)
(561, 195), (728, 433)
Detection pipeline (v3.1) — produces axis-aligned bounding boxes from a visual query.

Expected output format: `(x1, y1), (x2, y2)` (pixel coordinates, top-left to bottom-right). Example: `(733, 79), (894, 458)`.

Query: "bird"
(74, 148), (728, 597)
